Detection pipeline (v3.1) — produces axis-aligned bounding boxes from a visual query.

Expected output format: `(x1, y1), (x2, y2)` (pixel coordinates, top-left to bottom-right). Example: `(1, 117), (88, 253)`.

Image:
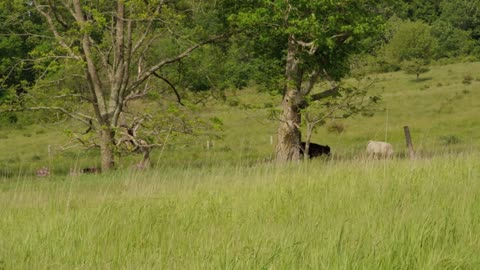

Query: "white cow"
(366, 140), (394, 158)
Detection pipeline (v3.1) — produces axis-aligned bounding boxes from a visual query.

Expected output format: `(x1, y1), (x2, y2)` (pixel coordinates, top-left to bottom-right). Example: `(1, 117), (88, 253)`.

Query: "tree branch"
(309, 87), (340, 101)
(128, 33), (230, 93)
(132, 1), (165, 54)
(0, 106), (94, 126)
(152, 72), (184, 106)
(32, 0), (81, 60)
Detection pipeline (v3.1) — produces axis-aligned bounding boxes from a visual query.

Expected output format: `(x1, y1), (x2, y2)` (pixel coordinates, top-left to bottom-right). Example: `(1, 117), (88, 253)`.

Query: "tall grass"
(1, 153), (479, 269)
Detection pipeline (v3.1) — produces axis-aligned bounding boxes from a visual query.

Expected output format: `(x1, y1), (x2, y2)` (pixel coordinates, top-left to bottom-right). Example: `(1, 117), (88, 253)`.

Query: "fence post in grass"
(270, 135), (273, 145)
(47, 144), (52, 171)
(403, 126), (415, 159)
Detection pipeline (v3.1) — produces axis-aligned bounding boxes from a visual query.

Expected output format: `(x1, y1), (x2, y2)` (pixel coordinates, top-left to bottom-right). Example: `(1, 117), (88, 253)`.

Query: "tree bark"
(276, 92), (302, 162)
(276, 34), (302, 162)
(99, 128), (115, 171)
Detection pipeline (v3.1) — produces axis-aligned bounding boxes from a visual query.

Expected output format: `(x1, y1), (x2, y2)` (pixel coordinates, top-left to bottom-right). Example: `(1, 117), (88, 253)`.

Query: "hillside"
(1, 62), (480, 268)
(1, 62), (480, 175)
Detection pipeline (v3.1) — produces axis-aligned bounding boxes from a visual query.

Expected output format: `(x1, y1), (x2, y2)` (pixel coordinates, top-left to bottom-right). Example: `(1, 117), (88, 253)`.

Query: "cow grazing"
(81, 167), (101, 174)
(300, 142), (331, 158)
(366, 140), (394, 158)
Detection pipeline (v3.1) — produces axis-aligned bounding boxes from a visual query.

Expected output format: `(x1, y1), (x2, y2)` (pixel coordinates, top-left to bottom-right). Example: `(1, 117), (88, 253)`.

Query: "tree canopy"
(1, 0), (480, 168)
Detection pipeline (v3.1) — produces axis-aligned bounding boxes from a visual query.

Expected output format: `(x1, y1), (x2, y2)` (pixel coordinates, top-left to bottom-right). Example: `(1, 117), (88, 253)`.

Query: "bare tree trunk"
(99, 128), (115, 171)
(276, 34), (302, 162)
(276, 94), (302, 162)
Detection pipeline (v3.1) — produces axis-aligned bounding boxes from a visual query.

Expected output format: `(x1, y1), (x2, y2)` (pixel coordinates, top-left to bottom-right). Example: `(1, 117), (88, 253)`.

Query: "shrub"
(402, 59), (430, 80)
(263, 102), (273, 108)
(420, 85), (430, 91)
(462, 75), (473, 84)
(327, 122), (345, 133)
(439, 135), (461, 145)
(227, 99), (239, 107)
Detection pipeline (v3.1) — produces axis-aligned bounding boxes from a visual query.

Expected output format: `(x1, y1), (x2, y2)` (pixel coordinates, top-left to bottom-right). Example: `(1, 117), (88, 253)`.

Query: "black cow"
(300, 142), (331, 158)
(81, 167), (101, 174)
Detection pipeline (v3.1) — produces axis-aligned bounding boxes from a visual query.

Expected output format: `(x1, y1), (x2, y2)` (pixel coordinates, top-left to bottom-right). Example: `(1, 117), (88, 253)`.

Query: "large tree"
(232, 0), (387, 162)
(2, 0), (230, 171)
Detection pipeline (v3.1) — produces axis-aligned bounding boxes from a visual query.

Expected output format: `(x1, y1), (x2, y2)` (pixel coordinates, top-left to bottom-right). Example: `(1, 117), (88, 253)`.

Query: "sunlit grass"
(1, 62), (480, 268)
(1, 62), (480, 175)
(1, 153), (480, 268)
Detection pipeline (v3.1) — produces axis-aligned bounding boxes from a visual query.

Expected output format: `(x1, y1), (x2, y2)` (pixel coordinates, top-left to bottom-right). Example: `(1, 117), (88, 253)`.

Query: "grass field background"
(1, 62), (480, 268)
(1, 62), (480, 174)
(1, 154), (479, 269)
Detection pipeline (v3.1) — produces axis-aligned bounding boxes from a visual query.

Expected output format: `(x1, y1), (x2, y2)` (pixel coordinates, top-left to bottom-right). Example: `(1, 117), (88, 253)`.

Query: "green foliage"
(0, 0), (47, 93)
(431, 21), (476, 58)
(385, 20), (437, 62)
(392, 0), (442, 23)
(230, 0), (387, 90)
(439, 0), (480, 39)
(381, 20), (437, 79)
(402, 59), (430, 80)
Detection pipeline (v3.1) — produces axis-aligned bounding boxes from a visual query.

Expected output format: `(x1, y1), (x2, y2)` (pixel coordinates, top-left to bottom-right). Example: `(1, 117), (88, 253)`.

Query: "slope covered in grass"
(1, 62), (479, 173)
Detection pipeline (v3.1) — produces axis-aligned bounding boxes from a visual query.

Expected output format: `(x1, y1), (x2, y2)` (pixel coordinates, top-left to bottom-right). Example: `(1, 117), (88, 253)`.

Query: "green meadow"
(1, 62), (480, 268)
(1, 154), (480, 269)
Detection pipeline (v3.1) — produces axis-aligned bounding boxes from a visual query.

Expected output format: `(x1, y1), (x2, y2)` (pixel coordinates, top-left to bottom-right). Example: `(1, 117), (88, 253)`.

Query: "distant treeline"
(354, 0), (480, 76)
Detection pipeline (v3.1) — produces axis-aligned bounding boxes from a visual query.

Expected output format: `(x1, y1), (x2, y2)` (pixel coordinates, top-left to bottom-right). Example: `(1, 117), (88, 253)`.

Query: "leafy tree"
(402, 59), (430, 80)
(231, 0), (388, 162)
(439, 0), (480, 40)
(392, 0), (442, 23)
(301, 78), (380, 159)
(0, 1), (52, 125)
(431, 20), (476, 58)
(1, 0), (231, 171)
(383, 20), (437, 79)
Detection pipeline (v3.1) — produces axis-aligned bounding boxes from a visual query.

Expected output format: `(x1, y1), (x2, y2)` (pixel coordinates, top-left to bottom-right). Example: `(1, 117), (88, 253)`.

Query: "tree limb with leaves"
(1, 0), (230, 171)
(231, 0), (388, 162)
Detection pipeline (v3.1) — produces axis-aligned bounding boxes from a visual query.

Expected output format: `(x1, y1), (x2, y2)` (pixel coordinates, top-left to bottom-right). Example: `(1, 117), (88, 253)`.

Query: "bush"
(327, 122), (345, 133)
(420, 85), (430, 91)
(402, 59), (430, 80)
(227, 99), (239, 107)
(439, 135), (461, 145)
(462, 75), (473, 85)
(0, 112), (18, 125)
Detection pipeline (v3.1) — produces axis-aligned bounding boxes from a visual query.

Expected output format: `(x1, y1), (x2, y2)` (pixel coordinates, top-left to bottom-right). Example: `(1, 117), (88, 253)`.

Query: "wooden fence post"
(403, 126), (415, 159)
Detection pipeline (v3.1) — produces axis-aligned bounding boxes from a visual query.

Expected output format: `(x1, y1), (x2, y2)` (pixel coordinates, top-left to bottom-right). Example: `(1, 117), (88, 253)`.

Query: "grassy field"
(1, 62), (480, 268)
(1, 61), (479, 174)
(1, 153), (479, 269)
